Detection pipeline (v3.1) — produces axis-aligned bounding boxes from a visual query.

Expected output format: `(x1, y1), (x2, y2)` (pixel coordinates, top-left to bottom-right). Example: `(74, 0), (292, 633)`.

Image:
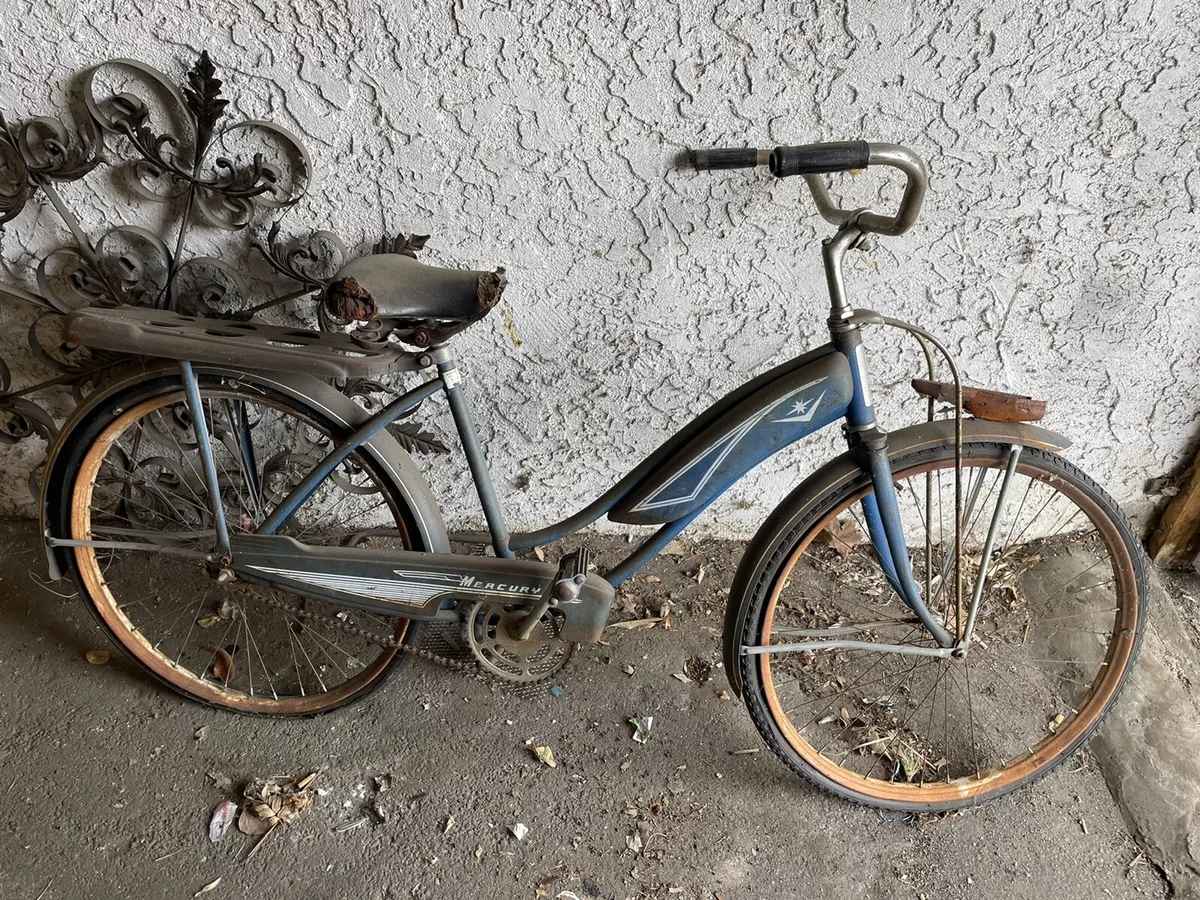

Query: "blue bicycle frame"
(196, 222), (953, 649)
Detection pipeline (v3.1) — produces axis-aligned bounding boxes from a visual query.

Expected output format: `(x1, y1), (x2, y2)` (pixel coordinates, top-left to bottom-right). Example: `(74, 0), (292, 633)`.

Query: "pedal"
(551, 548), (591, 604)
(506, 548), (590, 643)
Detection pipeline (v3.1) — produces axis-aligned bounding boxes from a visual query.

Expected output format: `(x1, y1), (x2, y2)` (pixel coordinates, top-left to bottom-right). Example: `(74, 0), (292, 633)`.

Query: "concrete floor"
(0, 521), (1172, 900)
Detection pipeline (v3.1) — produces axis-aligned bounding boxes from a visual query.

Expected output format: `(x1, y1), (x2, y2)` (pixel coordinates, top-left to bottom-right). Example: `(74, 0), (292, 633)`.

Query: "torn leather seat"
(325, 253), (507, 347)
(911, 379), (1047, 423)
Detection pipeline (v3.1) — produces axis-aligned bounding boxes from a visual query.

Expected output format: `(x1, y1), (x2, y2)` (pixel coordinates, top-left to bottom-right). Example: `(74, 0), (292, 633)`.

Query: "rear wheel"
(58, 373), (428, 715)
(738, 440), (1146, 811)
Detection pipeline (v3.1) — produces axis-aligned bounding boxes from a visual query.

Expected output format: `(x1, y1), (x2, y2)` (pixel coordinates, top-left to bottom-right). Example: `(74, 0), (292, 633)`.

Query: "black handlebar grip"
(768, 141), (871, 177)
(692, 148), (762, 170)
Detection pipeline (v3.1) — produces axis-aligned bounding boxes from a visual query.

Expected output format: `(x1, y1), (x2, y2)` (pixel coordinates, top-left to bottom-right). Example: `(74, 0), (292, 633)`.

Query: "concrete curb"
(1092, 571), (1200, 898)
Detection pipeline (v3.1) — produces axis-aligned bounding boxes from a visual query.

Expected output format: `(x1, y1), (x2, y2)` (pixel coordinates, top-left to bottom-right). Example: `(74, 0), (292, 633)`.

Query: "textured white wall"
(1, 0), (1198, 538)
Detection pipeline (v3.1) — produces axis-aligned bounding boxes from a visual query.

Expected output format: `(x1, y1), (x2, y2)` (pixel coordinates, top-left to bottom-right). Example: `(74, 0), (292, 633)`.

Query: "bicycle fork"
(849, 404), (1024, 653)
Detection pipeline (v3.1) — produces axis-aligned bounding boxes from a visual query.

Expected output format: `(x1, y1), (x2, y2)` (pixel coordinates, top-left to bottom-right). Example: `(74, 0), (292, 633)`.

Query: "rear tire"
(55, 371), (430, 716)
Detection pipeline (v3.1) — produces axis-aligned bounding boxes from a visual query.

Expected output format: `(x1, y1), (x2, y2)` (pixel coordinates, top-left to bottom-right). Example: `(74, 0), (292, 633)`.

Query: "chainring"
(461, 598), (574, 683)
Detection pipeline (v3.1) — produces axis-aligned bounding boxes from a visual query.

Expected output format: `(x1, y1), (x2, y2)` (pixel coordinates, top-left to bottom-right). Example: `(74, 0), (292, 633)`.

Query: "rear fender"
(40, 361), (449, 579)
(721, 418), (1071, 697)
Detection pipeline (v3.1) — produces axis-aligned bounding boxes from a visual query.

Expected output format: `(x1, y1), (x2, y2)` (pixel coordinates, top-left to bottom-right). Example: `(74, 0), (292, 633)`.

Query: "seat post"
(431, 346), (514, 559)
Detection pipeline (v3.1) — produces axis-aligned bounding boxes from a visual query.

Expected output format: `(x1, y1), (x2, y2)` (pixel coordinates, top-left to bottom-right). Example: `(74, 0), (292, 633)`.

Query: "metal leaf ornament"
(182, 51), (228, 156)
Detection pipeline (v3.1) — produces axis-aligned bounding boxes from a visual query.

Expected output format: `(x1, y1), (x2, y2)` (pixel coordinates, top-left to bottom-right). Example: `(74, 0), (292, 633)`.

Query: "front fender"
(720, 417), (1071, 697)
(610, 347), (853, 525)
(40, 360), (449, 579)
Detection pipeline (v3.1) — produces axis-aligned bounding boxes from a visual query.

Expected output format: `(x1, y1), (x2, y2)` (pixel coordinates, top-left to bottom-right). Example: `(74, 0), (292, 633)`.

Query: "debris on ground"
(548, 685), (564, 698)
(817, 517), (866, 558)
(672, 673), (691, 684)
(85, 650), (109, 665)
(443, 814), (456, 833)
(192, 878), (221, 897)
(607, 618), (663, 631)
(529, 744), (557, 768)
(730, 748), (760, 756)
(626, 831), (643, 854)
(207, 770), (234, 791)
(629, 717), (654, 744)
(374, 774), (392, 793)
(509, 822), (529, 841)
(237, 773), (318, 839)
(208, 800), (237, 842)
(209, 648), (235, 682)
(364, 800), (387, 825)
(683, 657), (712, 684)
(194, 726), (210, 744)
(621, 664), (635, 676)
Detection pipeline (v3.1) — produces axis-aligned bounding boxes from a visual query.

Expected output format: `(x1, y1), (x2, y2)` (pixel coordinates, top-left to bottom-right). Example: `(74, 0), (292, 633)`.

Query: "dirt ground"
(0, 520), (1171, 900)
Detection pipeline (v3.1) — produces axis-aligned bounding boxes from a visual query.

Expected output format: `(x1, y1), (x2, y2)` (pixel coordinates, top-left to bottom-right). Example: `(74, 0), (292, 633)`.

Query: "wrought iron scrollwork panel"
(0, 52), (445, 493)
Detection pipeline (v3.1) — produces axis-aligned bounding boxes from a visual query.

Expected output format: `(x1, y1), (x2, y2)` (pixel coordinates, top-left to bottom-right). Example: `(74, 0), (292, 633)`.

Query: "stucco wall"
(1, 0), (1197, 537)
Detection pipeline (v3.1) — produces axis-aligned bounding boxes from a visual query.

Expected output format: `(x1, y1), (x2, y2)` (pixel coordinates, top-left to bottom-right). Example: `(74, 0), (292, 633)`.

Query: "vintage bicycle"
(39, 141), (1146, 811)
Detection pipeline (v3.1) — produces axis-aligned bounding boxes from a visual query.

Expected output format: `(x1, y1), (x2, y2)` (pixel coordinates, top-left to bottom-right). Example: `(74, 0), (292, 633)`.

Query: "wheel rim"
(756, 450), (1140, 806)
(71, 389), (416, 714)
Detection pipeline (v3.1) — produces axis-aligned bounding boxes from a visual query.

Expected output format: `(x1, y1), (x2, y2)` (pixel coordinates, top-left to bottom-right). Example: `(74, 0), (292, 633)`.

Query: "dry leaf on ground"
(85, 650), (109, 665)
(210, 648), (235, 682)
(817, 517), (865, 558)
(238, 774), (316, 835)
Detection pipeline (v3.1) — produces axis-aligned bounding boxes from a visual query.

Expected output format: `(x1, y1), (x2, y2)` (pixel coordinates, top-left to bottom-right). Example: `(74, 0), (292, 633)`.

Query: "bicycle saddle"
(324, 253), (507, 347)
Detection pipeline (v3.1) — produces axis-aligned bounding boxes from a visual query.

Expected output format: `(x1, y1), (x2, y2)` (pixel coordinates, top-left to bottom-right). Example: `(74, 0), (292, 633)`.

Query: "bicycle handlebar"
(690, 141), (928, 237)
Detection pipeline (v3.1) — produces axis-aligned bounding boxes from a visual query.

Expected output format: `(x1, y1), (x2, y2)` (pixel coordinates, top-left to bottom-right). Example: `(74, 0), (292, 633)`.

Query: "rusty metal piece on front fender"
(324, 276), (378, 322)
(912, 378), (1048, 423)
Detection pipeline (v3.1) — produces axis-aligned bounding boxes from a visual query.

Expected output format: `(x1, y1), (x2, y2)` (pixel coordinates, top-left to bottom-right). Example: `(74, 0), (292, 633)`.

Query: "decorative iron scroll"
(0, 52), (443, 488)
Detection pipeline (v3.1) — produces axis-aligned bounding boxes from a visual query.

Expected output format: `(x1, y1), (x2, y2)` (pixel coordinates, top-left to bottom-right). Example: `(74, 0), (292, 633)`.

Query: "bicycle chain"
(255, 589), (497, 683)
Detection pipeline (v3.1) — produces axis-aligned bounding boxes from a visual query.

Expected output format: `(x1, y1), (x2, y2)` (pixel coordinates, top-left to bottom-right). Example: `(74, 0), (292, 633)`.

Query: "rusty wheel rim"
(72, 392), (412, 715)
(758, 454), (1140, 806)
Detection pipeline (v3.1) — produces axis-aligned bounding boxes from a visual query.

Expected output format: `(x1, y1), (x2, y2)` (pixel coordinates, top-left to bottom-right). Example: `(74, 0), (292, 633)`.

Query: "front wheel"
(738, 440), (1146, 811)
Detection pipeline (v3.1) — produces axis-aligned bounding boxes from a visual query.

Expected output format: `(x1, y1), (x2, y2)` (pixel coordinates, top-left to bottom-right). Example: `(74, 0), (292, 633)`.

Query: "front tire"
(737, 440), (1146, 811)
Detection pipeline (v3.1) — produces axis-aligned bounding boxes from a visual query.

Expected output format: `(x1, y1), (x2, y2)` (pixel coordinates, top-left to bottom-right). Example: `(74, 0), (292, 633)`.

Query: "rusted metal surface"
(912, 378), (1047, 423)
